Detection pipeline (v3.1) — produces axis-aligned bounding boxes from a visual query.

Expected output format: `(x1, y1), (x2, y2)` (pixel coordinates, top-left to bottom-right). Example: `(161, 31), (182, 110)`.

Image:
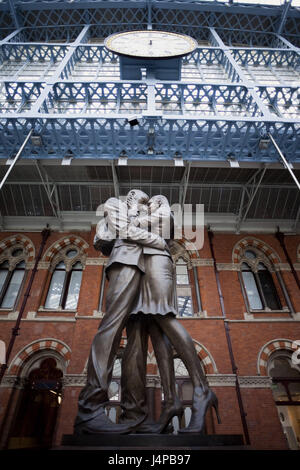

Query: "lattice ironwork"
(0, 43), (68, 63)
(0, 81), (44, 113)
(155, 83), (260, 117)
(256, 86), (300, 119)
(0, 1), (299, 46)
(215, 28), (289, 48)
(0, 2), (299, 168)
(0, 116), (299, 163)
(10, 26), (86, 43)
(43, 82), (148, 115)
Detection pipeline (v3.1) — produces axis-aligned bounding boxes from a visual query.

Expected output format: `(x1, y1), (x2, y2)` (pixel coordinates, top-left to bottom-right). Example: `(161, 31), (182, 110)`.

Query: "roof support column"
(8, 0), (20, 29)
(111, 161), (120, 198)
(0, 128), (33, 191)
(147, 0), (152, 30)
(235, 166), (267, 232)
(268, 133), (300, 192)
(277, 0), (292, 35)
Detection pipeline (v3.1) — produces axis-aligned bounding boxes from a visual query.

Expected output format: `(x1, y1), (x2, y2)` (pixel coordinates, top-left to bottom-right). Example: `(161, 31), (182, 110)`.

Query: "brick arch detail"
(8, 338), (72, 375)
(232, 237), (281, 266)
(82, 339), (217, 375)
(181, 237), (201, 259)
(194, 341), (218, 374)
(257, 338), (295, 375)
(0, 234), (35, 262)
(42, 235), (89, 263)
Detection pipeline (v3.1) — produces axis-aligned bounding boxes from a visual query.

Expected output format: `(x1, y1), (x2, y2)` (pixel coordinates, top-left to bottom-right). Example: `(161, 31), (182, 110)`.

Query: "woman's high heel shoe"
(136, 398), (183, 434)
(179, 388), (221, 434)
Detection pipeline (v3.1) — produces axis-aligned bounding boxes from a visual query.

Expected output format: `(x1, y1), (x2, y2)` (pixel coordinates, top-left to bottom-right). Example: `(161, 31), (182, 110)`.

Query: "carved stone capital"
(85, 258), (107, 266)
(277, 263), (291, 272)
(191, 259), (214, 267)
(216, 263), (240, 271)
(0, 376), (27, 389)
(238, 376), (272, 388)
(62, 374), (86, 387)
(37, 261), (50, 270)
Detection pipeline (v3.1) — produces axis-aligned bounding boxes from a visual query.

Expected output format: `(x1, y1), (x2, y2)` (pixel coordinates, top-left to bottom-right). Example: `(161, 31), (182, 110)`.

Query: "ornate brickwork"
(232, 237), (281, 267)
(0, 235), (35, 266)
(257, 338), (295, 375)
(8, 338), (72, 376)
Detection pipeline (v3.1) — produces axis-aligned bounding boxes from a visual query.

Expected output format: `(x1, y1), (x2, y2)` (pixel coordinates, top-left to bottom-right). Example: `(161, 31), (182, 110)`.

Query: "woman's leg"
(154, 314), (218, 433)
(154, 315), (208, 391)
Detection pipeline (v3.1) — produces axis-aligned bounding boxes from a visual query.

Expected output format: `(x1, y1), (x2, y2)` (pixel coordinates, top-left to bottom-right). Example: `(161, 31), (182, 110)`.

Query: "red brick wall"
(0, 228), (299, 450)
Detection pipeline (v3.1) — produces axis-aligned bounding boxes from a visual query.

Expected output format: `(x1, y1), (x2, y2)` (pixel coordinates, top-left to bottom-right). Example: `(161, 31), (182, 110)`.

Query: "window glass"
(241, 270), (263, 309)
(176, 258), (189, 285)
(177, 295), (193, 317)
(0, 261), (9, 269)
(1, 268), (25, 309)
(270, 358), (296, 378)
(182, 382), (193, 401)
(257, 262), (267, 270)
(244, 250), (256, 260)
(0, 265), (8, 294)
(257, 270), (281, 310)
(45, 269), (66, 309)
(174, 358), (189, 376)
(66, 249), (78, 259)
(65, 270), (82, 309)
(108, 381), (120, 401)
(12, 249), (23, 257)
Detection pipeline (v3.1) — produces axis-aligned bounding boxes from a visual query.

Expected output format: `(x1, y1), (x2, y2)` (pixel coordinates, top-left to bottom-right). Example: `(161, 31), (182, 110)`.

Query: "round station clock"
(104, 30), (198, 60)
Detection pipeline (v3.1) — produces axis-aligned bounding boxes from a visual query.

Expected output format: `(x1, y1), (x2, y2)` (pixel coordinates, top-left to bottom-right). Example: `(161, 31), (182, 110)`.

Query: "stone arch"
(0, 234), (35, 266)
(42, 235), (89, 264)
(8, 338), (72, 376)
(171, 238), (201, 260)
(232, 237), (281, 268)
(257, 338), (295, 375)
(194, 340), (218, 374)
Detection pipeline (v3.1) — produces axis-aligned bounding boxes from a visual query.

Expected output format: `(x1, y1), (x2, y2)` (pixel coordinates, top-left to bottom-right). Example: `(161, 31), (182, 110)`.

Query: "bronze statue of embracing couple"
(74, 190), (220, 435)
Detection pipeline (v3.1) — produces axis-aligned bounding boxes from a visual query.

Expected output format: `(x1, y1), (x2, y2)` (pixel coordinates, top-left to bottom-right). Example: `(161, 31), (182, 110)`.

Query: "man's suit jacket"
(105, 238), (172, 275)
(94, 196), (173, 276)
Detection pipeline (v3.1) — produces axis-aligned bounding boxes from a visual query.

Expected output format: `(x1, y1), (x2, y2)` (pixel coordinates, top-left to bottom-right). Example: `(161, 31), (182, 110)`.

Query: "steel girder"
(0, 1), (299, 44)
(1, 177), (299, 220)
(0, 21), (299, 164)
(0, 116), (299, 163)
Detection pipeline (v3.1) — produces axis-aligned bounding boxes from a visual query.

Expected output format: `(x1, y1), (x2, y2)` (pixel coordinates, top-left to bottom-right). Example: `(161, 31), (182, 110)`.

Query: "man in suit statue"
(74, 190), (171, 434)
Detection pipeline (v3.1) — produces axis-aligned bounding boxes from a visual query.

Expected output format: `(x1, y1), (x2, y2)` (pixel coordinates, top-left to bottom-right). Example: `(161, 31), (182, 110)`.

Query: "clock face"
(104, 30), (198, 59)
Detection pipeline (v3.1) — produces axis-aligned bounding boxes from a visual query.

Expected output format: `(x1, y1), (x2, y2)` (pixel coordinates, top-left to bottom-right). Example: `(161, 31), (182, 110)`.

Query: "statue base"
(59, 433), (246, 450)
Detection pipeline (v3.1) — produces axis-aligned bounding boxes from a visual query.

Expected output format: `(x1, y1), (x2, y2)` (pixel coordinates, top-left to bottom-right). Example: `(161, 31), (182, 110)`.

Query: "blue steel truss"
(0, 3), (299, 164)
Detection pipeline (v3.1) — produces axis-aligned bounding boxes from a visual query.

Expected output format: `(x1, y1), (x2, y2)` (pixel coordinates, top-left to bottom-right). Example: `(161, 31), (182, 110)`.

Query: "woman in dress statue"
(121, 195), (221, 433)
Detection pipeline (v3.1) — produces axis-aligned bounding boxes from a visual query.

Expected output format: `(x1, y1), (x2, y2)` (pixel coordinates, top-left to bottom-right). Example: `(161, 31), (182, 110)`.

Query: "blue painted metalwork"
(0, 1), (299, 40)
(0, 3), (299, 166)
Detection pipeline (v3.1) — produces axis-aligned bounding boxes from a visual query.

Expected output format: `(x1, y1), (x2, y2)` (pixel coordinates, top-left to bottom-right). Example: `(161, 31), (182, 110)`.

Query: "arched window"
(8, 355), (63, 449)
(44, 248), (83, 310)
(175, 257), (193, 317)
(268, 352), (300, 450)
(0, 247), (26, 309)
(240, 249), (282, 311)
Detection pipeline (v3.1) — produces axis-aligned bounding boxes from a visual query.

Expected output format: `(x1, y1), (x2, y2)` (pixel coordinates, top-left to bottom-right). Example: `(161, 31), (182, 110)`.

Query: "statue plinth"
(59, 433), (246, 450)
